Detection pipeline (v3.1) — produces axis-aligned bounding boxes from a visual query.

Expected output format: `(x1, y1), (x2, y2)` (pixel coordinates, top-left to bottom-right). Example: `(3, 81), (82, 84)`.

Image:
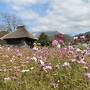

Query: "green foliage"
(64, 34), (72, 45)
(76, 43), (87, 50)
(38, 32), (50, 46)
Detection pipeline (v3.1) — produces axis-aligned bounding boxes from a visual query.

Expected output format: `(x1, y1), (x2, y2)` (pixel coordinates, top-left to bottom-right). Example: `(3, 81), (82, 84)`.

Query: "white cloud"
(5, 0), (49, 11)
(32, 0), (90, 34)
(5, 0), (45, 6)
(2, 0), (41, 24)
(18, 10), (39, 21)
(1, 0), (90, 34)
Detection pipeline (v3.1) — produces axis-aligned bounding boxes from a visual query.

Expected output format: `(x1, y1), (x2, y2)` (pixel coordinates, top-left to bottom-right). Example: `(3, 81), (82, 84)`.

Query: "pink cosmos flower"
(42, 64), (52, 72)
(52, 40), (58, 47)
(16, 50), (22, 57)
(77, 60), (86, 65)
(26, 57), (31, 60)
(59, 39), (64, 46)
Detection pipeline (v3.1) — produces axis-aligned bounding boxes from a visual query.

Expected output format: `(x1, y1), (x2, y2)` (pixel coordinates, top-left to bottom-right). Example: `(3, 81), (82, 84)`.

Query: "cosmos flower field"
(0, 45), (90, 90)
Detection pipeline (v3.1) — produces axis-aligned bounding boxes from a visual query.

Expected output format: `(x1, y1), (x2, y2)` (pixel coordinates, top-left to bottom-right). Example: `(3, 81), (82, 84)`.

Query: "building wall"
(4, 37), (35, 48)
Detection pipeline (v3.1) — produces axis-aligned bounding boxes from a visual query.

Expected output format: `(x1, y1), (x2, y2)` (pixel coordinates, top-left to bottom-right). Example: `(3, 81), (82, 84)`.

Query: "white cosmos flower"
(7, 47), (10, 50)
(21, 69), (29, 73)
(4, 77), (11, 81)
(76, 48), (82, 52)
(33, 47), (38, 51)
(0, 46), (2, 49)
(10, 59), (13, 62)
(62, 62), (70, 67)
(0, 69), (3, 72)
(71, 59), (76, 62)
(32, 56), (37, 62)
(30, 67), (34, 70)
(40, 60), (45, 66)
(83, 66), (88, 69)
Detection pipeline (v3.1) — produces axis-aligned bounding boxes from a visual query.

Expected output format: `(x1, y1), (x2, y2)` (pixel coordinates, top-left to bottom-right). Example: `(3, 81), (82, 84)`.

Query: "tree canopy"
(38, 32), (50, 46)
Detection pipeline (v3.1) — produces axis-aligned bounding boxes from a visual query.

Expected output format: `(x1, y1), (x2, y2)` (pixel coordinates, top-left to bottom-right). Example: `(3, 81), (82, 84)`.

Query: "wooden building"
(0, 26), (38, 47)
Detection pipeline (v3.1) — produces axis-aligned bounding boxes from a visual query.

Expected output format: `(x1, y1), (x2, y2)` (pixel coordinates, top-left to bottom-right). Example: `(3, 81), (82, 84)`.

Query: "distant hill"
(33, 31), (59, 37)
(74, 31), (90, 37)
(85, 31), (90, 35)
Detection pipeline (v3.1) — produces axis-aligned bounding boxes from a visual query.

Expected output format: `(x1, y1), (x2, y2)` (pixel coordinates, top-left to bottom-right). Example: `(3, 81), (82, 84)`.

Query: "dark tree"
(85, 34), (90, 42)
(38, 32), (50, 46)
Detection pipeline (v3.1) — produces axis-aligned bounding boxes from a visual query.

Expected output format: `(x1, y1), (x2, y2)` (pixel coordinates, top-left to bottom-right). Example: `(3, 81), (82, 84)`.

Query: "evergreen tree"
(38, 32), (50, 46)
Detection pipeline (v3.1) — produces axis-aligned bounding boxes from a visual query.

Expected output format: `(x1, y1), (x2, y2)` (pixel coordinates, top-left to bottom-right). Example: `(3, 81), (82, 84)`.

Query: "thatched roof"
(0, 31), (9, 38)
(0, 26), (38, 40)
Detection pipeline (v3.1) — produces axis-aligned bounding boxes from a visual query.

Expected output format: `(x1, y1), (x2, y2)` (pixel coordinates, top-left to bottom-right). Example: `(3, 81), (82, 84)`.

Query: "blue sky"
(0, 0), (90, 35)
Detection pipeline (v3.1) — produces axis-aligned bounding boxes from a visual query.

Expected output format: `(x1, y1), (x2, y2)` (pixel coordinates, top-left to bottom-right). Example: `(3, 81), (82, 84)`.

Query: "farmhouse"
(0, 26), (38, 47)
